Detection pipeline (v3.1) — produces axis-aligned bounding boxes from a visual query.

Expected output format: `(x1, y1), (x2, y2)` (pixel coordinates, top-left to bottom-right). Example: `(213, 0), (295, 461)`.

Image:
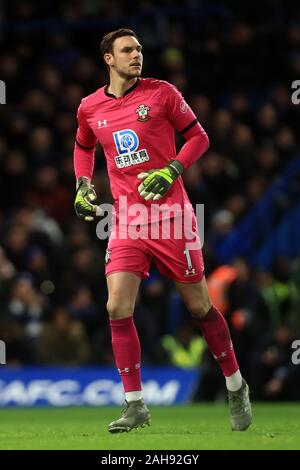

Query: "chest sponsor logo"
(136, 104), (151, 122)
(113, 129), (139, 154)
(113, 129), (149, 169)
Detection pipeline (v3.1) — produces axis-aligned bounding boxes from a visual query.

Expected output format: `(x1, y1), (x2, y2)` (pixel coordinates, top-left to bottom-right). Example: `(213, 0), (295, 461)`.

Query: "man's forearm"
(176, 124), (209, 170)
(73, 142), (95, 181)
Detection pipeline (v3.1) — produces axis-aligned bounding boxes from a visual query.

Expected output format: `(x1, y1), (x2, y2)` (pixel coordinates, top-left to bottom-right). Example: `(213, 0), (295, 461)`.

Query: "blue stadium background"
(0, 0), (300, 406)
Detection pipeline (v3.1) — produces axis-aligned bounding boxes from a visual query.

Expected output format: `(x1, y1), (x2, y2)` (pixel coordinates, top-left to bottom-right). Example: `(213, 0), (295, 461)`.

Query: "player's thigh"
(106, 272), (141, 319)
(106, 229), (151, 281)
(150, 216), (204, 283)
(175, 276), (211, 319)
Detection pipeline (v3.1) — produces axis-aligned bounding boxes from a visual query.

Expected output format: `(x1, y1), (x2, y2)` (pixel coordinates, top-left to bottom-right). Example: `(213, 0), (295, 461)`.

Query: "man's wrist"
(168, 160), (184, 179)
(76, 176), (91, 191)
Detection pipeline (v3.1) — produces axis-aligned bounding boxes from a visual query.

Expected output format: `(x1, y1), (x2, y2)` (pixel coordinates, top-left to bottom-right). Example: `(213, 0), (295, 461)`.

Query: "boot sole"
(108, 419), (151, 434)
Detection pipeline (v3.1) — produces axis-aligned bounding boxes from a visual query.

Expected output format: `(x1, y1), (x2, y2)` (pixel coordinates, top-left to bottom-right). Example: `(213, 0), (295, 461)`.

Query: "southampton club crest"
(135, 104), (151, 122)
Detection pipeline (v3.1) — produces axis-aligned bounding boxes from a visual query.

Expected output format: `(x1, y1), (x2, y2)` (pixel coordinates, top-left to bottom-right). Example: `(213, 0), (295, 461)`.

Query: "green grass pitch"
(0, 404), (299, 450)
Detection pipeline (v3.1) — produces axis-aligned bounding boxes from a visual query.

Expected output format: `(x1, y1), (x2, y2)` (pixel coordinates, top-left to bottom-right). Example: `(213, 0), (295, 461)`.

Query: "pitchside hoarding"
(0, 367), (199, 407)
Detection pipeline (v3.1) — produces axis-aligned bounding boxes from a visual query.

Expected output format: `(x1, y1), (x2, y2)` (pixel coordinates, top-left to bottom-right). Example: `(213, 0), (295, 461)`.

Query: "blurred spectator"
(28, 127), (56, 168)
(255, 104), (279, 143)
(4, 274), (48, 357)
(258, 258), (300, 333)
(227, 258), (269, 373)
(161, 322), (206, 368)
(26, 245), (52, 287)
(256, 145), (280, 180)
(3, 225), (31, 271)
(26, 167), (73, 225)
(0, 246), (16, 297)
(229, 123), (256, 175)
(1, 150), (28, 209)
(38, 306), (90, 365)
(67, 285), (101, 340)
(0, 317), (33, 365)
(250, 323), (299, 400)
(208, 209), (235, 259)
(141, 271), (170, 336)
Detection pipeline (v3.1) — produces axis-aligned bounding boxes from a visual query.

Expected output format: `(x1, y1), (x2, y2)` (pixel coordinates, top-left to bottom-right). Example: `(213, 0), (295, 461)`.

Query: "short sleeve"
(162, 82), (198, 134)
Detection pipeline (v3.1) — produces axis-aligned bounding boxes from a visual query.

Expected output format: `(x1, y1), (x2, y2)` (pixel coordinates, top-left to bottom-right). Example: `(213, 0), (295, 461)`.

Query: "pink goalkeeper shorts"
(105, 215), (204, 283)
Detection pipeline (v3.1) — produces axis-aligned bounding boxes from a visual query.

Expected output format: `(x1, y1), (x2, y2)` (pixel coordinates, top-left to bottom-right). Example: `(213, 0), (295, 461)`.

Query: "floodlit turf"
(0, 404), (299, 450)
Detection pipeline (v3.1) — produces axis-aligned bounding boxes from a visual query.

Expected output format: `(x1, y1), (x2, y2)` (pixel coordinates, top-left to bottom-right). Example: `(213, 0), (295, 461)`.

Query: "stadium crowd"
(0, 0), (300, 400)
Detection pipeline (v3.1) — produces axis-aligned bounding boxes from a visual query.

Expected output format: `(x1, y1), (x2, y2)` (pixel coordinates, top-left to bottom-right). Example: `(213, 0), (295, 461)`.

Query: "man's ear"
(104, 53), (114, 67)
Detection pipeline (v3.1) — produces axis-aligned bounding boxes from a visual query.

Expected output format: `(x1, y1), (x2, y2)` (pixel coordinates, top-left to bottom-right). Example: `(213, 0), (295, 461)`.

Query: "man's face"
(105, 35), (143, 79)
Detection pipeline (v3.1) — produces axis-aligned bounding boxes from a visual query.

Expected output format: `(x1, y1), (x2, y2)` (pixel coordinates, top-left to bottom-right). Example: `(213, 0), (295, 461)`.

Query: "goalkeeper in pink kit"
(73, 28), (252, 432)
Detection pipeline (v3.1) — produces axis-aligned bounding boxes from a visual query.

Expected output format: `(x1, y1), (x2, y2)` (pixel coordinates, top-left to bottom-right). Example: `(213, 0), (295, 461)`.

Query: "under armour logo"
(213, 351), (227, 360)
(184, 268), (196, 277)
(98, 119), (108, 128)
(118, 367), (130, 374)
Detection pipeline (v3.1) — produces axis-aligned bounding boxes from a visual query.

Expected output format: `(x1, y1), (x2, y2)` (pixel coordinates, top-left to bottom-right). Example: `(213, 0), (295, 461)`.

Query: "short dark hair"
(100, 28), (138, 58)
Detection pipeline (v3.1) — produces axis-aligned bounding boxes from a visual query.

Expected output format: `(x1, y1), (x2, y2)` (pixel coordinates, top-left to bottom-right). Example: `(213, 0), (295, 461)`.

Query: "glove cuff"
(168, 160), (184, 179)
(76, 176), (91, 191)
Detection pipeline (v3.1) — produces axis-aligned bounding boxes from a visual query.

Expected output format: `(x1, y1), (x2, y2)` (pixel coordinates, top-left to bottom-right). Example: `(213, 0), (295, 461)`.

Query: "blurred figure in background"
(38, 306), (90, 365)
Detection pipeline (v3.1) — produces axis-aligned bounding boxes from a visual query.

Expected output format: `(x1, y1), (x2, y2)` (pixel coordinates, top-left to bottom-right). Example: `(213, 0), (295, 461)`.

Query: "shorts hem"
(105, 269), (149, 280)
(167, 272), (204, 283)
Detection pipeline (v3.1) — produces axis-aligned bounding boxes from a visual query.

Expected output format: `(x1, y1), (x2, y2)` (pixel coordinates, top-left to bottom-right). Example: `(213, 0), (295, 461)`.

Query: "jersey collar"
(104, 79), (139, 99)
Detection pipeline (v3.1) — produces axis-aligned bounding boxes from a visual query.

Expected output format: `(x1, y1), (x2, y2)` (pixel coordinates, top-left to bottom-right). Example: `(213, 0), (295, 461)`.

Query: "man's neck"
(107, 76), (138, 98)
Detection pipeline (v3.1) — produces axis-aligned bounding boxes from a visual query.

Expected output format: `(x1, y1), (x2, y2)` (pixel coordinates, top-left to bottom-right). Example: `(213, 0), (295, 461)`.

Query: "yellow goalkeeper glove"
(137, 160), (183, 201)
(74, 177), (102, 221)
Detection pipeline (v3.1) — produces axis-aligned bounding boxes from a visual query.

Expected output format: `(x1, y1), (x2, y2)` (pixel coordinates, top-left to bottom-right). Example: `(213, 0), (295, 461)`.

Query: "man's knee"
(186, 299), (212, 319)
(106, 299), (134, 320)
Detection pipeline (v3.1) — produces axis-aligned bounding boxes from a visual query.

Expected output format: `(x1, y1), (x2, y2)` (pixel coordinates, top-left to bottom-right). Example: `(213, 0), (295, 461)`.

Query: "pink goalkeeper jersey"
(75, 77), (207, 223)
